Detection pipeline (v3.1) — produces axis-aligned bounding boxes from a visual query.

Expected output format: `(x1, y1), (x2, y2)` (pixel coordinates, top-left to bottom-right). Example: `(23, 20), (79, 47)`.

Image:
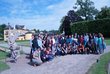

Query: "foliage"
(0, 24), (7, 38)
(33, 29), (40, 33)
(105, 39), (110, 45)
(59, 16), (66, 33)
(59, 0), (99, 34)
(59, 10), (82, 34)
(75, 0), (99, 20)
(49, 30), (60, 35)
(67, 10), (83, 23)
(60, 16), (72, 35)
(15, 25), (24, 29)
(95, 6), (110, 19)
(71, 18), (110, 37)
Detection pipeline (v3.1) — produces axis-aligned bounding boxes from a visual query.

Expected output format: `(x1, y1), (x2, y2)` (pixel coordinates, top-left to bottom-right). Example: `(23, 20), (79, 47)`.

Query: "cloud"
(0, 0), (110, 30)
(47, 5), (55, 10)
(0, 0), (76, 30)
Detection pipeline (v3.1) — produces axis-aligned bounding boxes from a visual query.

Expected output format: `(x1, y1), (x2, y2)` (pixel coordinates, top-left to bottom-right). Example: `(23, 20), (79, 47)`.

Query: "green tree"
(33, 29), (40, 33)
(59, 10), (82, 33)
(75, 0), (98, 20)
(0, 24), (7, 38)
(59, 16), (72, 35)
(95, 6), (110, 19)
(59, 16), (66, 33)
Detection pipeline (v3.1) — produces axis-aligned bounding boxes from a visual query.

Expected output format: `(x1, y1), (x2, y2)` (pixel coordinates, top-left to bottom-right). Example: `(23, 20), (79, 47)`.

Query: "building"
(4, 29), (33, 41)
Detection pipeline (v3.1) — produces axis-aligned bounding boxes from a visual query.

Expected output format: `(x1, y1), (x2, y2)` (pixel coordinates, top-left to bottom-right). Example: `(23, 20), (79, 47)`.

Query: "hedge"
(71, 18), (110, 37)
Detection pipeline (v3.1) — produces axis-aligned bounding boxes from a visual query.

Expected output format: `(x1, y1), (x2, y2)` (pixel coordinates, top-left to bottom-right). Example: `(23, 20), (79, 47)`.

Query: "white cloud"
(0, 0), (110, 30)
(0, 0), (76, 30)
(47, 5), (55, 10)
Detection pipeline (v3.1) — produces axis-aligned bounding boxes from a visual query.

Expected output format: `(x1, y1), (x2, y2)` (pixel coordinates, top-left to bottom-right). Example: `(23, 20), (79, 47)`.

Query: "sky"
(0, 0), (110, 31)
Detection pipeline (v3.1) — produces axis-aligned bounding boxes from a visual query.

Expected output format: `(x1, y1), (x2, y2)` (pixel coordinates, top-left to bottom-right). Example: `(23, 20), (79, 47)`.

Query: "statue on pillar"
(7, 24), (20, 62)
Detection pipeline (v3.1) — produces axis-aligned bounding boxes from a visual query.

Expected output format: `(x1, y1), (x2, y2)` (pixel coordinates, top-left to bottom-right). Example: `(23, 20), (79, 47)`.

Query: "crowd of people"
(29, 33), (106, 66)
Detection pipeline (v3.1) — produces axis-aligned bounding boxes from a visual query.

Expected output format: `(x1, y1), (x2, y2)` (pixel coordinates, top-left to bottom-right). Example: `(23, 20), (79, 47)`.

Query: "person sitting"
(77, 43), (84, 54)
(45, 47), (54, 61)
(71, 43), (78, 54)
(56, 44), (62, 56)
(52, 44), (57, 56)
(32, 49), (42, 66)
(40, 47), (47, 62)
(67, 43), (72, 54)
(84, 42), (90, 54)
(61, 43), (67, 55)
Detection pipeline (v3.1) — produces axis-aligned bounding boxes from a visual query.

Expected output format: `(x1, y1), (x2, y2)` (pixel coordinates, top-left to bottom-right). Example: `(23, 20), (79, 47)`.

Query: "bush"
(71, 18), (110, 37)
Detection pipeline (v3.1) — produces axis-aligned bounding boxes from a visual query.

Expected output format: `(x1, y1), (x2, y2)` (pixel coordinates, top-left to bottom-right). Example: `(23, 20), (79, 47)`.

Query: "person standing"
(37, 35), (43, 49)
(98, 33), (104, 54)
(29, 34), (34, 62)
(30, 35), (39, 62)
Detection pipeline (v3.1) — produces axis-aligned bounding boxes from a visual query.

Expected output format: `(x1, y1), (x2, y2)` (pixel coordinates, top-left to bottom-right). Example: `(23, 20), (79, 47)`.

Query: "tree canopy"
(0, 24), (7, 38)
(67, 10), (83, 23)
(95, 6), (110, 19)
(59, 16), (72, 35)
(59, 10), (82, 34)
(74, 0), (99, 20)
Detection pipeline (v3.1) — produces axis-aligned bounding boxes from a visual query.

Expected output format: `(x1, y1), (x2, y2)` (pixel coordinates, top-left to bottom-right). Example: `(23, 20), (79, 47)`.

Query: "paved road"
(0, 44), (110, 74)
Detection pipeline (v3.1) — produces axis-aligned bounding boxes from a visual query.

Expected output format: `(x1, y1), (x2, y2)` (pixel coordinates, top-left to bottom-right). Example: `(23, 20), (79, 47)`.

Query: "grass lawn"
(0, 41), (6, 44)
(105, 38), (110, 45)
(0, 61), (9, 72)
(87, 52), (110, 74)
(0, 51), (9, 72)
(0, 51), (7, 60)
(16, 40), (30, 47)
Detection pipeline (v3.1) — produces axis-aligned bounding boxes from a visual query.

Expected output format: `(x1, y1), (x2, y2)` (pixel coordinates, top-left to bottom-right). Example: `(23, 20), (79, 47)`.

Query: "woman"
(45, 46), (54, 61)
(77, 43), (85, 54)
(71, 43), (78, 54)
(56, 44), (62, 56)
(100, 33), (106, 50)
(32, 49), (42, 66)
(61, 43), (67, 55)
(67, 43), (72, 54)
(98, 33), (106, 54)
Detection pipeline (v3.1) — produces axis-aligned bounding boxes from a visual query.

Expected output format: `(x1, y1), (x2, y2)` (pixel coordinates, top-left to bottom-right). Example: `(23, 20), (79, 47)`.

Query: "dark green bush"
(71, 18), (110, 37)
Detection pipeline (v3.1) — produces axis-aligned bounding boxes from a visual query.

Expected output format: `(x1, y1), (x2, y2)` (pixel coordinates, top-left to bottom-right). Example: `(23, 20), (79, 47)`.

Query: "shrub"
(71, 18), (110, 37)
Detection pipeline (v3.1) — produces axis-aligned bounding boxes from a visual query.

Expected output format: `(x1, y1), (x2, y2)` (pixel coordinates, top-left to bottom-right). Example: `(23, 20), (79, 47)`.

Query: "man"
(30, 35), (39, 62)
(37, 35), (43, 49)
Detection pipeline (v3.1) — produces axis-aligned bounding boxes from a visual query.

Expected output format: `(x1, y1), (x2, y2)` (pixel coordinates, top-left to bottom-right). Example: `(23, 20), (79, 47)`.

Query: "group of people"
(29, 33), (106, 66)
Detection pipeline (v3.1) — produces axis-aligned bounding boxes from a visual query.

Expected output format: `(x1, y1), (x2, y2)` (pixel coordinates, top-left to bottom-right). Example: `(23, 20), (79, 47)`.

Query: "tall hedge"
(71, 18), (110, 37)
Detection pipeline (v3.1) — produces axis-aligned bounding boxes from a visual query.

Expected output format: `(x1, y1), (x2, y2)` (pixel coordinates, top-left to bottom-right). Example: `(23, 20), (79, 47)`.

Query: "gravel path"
(0, 45), (110, 74)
